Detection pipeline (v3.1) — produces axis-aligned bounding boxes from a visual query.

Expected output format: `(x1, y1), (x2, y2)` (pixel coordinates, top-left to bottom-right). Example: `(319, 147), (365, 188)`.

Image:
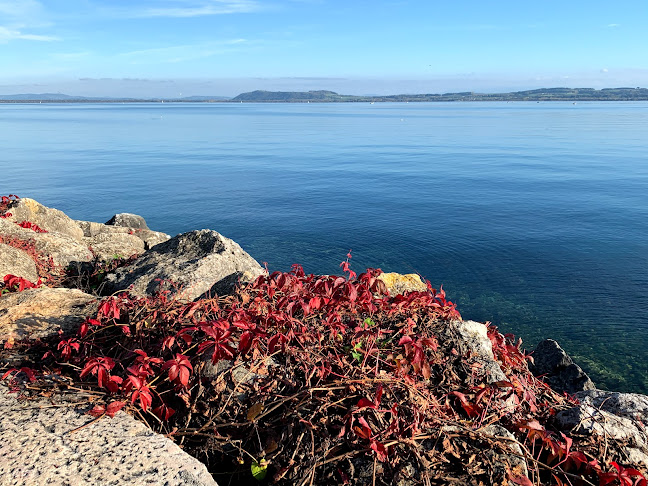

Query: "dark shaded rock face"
(104, 229), (265, 302)
(529, 339), (595, 394)
(105, 213), (149, 230)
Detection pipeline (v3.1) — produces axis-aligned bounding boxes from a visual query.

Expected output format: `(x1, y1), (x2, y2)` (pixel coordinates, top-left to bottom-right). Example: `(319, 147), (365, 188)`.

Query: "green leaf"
(351, 342), (363, 363)
(363, 317), (376, 327)
(251, 461), (267, 481)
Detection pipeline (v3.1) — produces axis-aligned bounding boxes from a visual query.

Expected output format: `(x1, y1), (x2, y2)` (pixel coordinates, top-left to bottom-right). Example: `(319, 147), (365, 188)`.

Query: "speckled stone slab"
(0, 387), (218, 486)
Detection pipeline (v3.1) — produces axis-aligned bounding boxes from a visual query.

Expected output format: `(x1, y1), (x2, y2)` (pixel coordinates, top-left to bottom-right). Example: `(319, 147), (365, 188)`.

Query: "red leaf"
(309, 296), (321, 310)
(398, 335), (413, 346)
(78, 321), (89, 338)
(357, 398), (377, 410)
(88, 405), (106, 417)
(80, 357), (116, 387)
(370, 440), (388, 462)
(268, 333), (281, 354)
(347, 283), (358, 302)
(152, 403), (176, 421)
(1, 368), (18, 380)
(353, 425), (372, 440)
(375, 385), (383, 406)
(124, 375), (153, 412)
(162, 354), (193, 387)
(105, 401), (126, 418)
(105, 375), (123, 394)
(239, 331), (253, 354)
(449, 391), (481, 418)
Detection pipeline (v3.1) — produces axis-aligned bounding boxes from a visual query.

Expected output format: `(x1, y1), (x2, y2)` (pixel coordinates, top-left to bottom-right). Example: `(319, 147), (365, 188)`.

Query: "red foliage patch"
(1, 274), (41, 293)
(1, 241), (644, 485)
(15, 221), (47, 233)
(0, 235), (62, 283)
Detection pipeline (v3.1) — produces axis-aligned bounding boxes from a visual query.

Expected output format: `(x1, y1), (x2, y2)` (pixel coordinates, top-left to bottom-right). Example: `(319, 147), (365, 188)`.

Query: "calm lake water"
(2, 101), (647, 392)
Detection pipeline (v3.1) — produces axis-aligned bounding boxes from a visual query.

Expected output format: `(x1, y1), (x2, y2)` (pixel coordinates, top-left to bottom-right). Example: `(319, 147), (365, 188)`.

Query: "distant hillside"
(2, 87), (647, 103)
(231, 87), (648, 102)
(232, 90), (346, 102)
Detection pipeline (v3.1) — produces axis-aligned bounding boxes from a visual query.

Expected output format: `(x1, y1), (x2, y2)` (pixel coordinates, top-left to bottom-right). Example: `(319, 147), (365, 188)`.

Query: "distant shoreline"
(2, 87), (648, 103)
(3, 99), (648, 104)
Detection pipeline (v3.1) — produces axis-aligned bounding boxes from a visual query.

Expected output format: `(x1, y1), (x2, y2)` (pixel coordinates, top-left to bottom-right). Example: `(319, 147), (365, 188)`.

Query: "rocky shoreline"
(1, 196), (647, 485)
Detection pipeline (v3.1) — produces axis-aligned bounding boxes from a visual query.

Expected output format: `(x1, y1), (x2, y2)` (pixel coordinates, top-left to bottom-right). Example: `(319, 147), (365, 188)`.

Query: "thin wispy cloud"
(0, 26), (59, 43)
(0, 0), (57, 43)
(607, 23), (620, 28)
(0, 0), (44, 18)
(138, 0), (262, 18)
(118, 39), (250, 64)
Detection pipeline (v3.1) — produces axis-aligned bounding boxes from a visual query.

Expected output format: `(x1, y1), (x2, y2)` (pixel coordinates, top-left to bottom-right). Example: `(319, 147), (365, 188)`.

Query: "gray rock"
(439, 425), (528, 485)
(626, 448), (648, 470)
(481, 424), (529, 484)
(450, 320), (507, 384)
(0, 288), (96, 343)
(76, 220), (110, 238)
(556, 403), (647, 450)
(6, 198), (84, 240)
(201, 357), (278, 401)
(84, 232), (145, 261)
(76, 220), (170, 251)
(106, 213), (149, 230)
(556, 389), (648, 469)
(575, 389), (648, 424)
(104, 230), (265, 301)
(0, 387), (218, 486)
(0, 218), (94, 268)
(136, 228), (171, 250)
(34, 233), (94, 268)
(530, 339), (595, 394)
(0, 243), (39, 282)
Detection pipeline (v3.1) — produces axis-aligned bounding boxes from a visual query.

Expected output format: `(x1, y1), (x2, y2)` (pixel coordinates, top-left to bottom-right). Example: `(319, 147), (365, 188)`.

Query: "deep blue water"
(2, 102), (647, 392)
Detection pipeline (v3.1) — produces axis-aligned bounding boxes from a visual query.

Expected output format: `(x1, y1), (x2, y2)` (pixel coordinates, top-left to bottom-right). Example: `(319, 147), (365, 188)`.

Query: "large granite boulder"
(104, 230), (265, 301)
(0, 288), (96, 344)
(5, 197), (84, 240)
(0, 387), (218, 486)
(529, 339), (595, 394)
(0, 199), (171, 271)
(0, 243), (38, 282)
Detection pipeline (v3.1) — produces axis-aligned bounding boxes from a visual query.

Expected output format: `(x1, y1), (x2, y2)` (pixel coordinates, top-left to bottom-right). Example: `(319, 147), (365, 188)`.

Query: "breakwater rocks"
(1, 196), (647, 485)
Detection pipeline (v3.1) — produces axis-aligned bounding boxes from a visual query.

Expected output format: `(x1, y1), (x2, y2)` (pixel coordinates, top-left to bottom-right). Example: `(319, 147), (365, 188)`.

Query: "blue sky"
(1, 0), (647, 97)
